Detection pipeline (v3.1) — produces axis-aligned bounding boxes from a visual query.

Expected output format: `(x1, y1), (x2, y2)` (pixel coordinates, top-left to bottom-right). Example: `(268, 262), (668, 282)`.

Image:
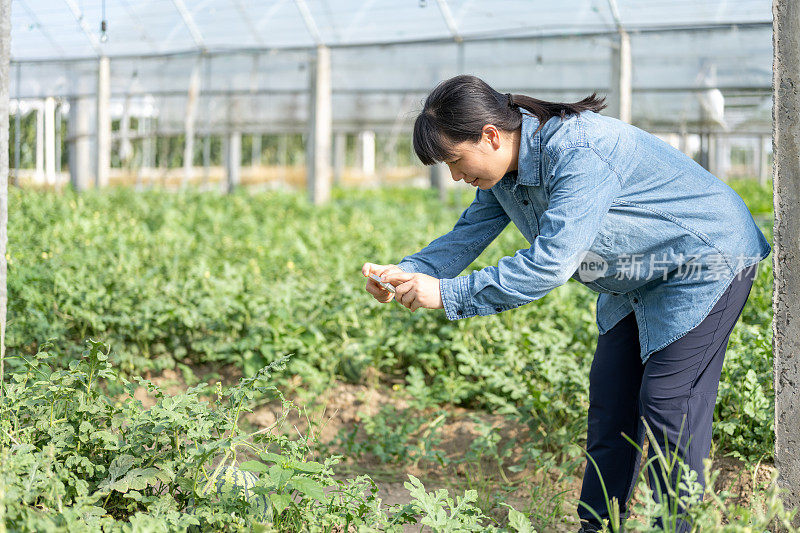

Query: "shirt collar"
(513, 113), (542, 189)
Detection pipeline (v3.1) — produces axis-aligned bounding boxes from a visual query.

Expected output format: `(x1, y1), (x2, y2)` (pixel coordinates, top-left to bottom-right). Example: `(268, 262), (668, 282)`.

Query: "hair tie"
(506, 93), (515, 108)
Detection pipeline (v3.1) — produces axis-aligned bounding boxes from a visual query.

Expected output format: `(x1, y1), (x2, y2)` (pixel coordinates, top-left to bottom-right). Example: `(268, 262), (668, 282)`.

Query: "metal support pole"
(306, 44), (332, 205)
(773, 0), (800, 519)
(96, 56), (111, 188)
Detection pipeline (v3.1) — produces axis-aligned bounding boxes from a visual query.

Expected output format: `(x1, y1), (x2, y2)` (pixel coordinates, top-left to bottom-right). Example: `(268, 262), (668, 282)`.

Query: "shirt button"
(632, 298), (639, 304)
(495, 307), (502, 312)
(522, 200), (529, 205)
(457, 309), (463, 316)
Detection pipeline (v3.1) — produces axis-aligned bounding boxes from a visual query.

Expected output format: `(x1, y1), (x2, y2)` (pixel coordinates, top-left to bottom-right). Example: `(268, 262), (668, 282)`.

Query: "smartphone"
(369, 273), (396, 293)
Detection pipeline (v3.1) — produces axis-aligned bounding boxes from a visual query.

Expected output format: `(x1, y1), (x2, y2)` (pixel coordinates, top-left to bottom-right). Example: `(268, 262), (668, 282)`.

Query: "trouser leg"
(639, 265), (757, 532)
(578, 311), (645, 526)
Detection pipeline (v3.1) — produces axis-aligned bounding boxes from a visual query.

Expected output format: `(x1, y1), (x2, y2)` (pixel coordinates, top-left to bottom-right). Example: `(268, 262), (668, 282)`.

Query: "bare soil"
(132, 368), (778, 532)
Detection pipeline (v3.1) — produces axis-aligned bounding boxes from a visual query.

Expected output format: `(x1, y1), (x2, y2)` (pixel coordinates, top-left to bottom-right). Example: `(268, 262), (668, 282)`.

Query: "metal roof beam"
(294, 0), (323, 46)
(20, 0), (66, 57)
(63, 0), (103, 56)
(170, 0), (206, 51)
(231, 0), (265, 47)
(343, 0), (375, 41)
(435, 0), (462, 43)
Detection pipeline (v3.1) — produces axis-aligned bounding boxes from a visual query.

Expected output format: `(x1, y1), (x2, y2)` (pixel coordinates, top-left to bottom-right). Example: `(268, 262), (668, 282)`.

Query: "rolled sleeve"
(442, 146), (623, 320)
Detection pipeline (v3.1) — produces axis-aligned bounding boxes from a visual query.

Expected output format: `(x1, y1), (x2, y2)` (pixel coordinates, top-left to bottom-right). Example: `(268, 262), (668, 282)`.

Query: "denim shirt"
(397, 111), (771, 363)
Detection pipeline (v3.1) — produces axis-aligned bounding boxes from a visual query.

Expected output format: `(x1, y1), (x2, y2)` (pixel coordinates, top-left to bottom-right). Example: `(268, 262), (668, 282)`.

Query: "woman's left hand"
(381, 272), (443, 311)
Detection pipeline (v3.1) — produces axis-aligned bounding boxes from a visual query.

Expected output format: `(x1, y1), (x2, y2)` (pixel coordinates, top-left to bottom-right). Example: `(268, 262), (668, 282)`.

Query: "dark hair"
(413, 75), (606, 165)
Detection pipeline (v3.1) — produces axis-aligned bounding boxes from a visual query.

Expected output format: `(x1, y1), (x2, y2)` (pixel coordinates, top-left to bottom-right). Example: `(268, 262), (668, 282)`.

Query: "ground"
(132, 366), (777, 531)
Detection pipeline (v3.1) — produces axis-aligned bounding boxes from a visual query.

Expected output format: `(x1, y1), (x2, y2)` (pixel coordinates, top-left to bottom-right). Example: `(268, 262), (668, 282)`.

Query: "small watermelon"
(201, 465), (270, 520)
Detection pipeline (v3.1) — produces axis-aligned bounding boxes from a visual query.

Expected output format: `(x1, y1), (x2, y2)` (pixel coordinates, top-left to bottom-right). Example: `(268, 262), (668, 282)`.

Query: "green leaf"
(290, 477), (326, 502)
(289, 460), (324, 474)
(239, 460), (269, 473)
(269, 493), (291, 515)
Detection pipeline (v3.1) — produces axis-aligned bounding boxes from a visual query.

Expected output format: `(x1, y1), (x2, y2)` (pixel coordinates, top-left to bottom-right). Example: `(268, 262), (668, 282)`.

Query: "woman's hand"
(381, 271), (443, 312)
(362, 263), (405, 303)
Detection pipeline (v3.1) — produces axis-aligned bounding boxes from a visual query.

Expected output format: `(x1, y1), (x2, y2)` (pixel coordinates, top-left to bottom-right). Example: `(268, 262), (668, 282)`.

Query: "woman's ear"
(481, 124), (502, 150)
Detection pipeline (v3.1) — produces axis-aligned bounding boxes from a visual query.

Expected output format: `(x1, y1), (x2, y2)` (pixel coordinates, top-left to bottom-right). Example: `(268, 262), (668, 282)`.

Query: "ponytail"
(413, 75), (606, 165)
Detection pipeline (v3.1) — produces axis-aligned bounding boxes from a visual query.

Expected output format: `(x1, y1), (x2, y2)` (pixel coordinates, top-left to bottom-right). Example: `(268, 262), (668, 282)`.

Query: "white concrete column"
(44, 96), (56, 185)
(773, 0), (800, 519)
(358, 130), (375, 177)
(609, 31), (632, 123)
(34, 103), (44, 183)
(183, 63), (200, 187)
(333, 132), (345, 185)
(429, 163), (447, 202)
(756, 135), (767, 185)
(96, 56), (111, 188)
(225, 131), (241, 192)
(67, 96), (93, 192)
(306, 45), (332, 204)
(251, 134), (262, 167)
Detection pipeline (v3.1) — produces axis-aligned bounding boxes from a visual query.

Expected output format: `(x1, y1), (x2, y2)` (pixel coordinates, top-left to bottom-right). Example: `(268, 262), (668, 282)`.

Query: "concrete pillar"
(143, 117), (155, 170)
(225, 131), (241, 193)
(333, 132), (345, 185)
(55, 103), (62, 174)
(358, 130), (375, 176)
(35, 104), (44, 183)
(773, 0), (800, 519)
(278, 133), (288, 186)
(251, 134), (261, 167)
(306, 45), (332, 204)
(135, 116), (146, 190)
(202, 134), (211, 187)
(713, 135), (729, 181)
(67, 96), (93, 192)
(429, 163), (447, 202)
(96, 56), (110, 188)
(12, 64), (19, 187)
(183, 63), (200, 187)
(1, 0), (9, 390)
(44, 96), (55, 185)
(609, 31), (632, 123)
(756, 135), (768, 185)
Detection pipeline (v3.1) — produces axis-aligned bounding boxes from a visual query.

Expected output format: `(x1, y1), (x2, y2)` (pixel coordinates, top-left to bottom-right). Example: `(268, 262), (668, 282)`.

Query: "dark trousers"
(577, 264), (757, 531)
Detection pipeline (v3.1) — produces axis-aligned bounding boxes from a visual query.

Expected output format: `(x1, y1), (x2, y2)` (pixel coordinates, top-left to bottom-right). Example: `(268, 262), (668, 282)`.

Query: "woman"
(361, 75), (770, 531)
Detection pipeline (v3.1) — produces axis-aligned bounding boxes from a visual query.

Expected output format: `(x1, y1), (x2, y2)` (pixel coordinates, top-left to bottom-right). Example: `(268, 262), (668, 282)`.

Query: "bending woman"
(361, 75), (770, 531)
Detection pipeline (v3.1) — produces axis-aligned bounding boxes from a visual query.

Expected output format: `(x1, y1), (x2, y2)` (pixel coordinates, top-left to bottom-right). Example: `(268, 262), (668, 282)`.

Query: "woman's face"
(443, 125), (517, 190)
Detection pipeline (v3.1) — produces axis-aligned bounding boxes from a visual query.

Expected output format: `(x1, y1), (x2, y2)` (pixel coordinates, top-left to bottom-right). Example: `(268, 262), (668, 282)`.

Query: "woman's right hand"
(362, 263), (405, 303)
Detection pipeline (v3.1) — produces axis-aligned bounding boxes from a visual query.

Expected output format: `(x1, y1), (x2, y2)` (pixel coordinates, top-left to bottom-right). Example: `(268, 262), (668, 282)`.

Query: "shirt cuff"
(440, 275), (478, 320)
(396, 260), (417, 273)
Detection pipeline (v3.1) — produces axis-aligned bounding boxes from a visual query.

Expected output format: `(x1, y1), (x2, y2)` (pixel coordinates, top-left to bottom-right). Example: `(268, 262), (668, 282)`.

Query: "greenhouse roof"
(11, 0), (771, 61)
(7, 1), (774, 133)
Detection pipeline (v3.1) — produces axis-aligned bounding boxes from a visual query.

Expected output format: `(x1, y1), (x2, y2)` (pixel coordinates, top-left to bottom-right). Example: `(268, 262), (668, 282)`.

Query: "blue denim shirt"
(397, 111), (771, 363)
